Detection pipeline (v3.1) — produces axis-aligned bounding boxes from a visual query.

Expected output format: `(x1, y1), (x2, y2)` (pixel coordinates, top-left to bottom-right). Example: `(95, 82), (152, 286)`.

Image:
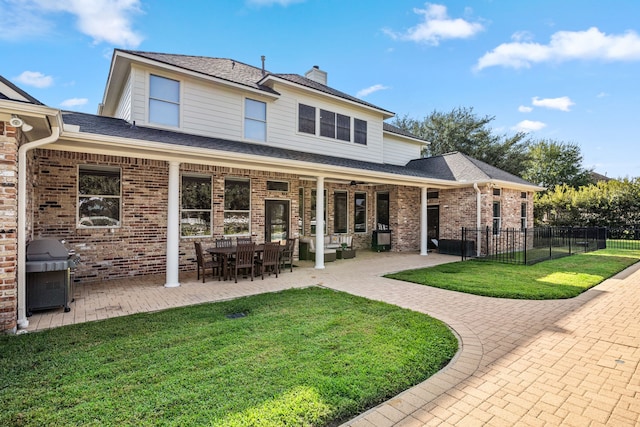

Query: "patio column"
(420, 187), (429, 256)
(315, 176), (325, 269)
(165, 161), (180, 287)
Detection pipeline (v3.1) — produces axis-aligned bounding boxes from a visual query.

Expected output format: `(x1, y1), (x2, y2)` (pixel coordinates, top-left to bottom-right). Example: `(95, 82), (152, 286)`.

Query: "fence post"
(461, 227), (465, 261)
(524, 227), (527, 265)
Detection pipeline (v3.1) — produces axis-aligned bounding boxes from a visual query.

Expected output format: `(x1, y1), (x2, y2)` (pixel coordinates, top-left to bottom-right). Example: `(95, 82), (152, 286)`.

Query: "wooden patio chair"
(229, 243), (256, 283)
(194, 241), (218, 283)
(236, 236), (253, 245)
(256, 242), (280, 279)
(280, 238), (296, 272)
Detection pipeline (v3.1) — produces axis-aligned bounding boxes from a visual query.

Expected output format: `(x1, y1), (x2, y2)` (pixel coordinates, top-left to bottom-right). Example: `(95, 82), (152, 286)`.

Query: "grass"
(0, 287), (458, 427)
(386, 248), (640, 300)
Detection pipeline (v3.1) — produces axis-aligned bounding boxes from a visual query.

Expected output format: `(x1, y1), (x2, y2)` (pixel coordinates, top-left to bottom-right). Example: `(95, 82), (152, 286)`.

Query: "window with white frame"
(149, 74), (180, 127)
(181, 175), (212, 237)
(224, 178), (251, 236)
(78, 166), (121, 228)
(320, 109), (350, 141)
(334, 191), (348, 233)
(354, 192), (367, 233)
(298, 104), (316, 135)
(244, 98), (266, 141)
(354, 118), (367, 145)
(492, 201), (501, 234)
(521, 202), (527, 230)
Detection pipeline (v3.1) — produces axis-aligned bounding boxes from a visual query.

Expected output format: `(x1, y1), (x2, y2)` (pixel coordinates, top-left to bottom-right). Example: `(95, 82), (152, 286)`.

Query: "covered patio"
(24, 251), (459, 332)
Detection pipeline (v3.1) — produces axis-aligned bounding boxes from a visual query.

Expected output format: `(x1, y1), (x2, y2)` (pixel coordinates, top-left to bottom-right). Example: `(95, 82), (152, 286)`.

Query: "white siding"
(383, 135), (423, 166)
(114, 72), (132, 121)
(126, 65), (391, 164)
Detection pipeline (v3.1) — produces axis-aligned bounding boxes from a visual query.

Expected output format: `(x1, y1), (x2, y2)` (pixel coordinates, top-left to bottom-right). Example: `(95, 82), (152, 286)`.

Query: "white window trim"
(224, 177), (252, 237)
(180, 174), (213, 238)
(77, 165), (122, 229)
(147, 73), (182, 129)
(244, 98), (267, 142)
(354, 191), (367, 234)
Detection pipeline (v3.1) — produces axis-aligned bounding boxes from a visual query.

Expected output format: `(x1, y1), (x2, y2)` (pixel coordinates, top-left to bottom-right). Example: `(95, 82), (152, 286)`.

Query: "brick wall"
(0, 122), (19, 333)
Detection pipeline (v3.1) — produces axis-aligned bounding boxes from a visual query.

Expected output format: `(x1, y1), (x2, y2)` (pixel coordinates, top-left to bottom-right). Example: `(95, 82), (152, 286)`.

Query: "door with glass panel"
(265, 200), (290, 243)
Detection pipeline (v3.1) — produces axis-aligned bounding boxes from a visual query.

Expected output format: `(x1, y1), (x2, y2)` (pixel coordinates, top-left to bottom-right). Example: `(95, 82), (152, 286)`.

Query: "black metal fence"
(459, 226), (629, 265)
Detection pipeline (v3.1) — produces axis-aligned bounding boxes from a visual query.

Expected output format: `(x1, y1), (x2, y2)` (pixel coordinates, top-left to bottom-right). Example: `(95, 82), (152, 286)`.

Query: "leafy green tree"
(393, 107), (531, 177)
(522, 139), (593, 189)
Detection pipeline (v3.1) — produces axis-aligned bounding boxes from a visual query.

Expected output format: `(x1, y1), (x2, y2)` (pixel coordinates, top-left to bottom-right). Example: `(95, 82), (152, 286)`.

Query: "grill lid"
(26, 239), (70, 261)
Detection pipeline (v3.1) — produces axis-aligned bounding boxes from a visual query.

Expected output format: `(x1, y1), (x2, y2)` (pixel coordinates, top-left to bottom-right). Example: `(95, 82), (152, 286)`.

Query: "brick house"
(0, 51), (541, 333)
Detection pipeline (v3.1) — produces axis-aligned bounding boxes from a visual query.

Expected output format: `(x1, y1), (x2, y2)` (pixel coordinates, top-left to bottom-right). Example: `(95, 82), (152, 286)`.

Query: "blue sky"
(1, 0), (639, 178)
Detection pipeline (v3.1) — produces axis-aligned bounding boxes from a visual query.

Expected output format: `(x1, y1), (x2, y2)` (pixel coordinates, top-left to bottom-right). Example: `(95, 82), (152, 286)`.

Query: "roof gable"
(0, 75), (44, 105)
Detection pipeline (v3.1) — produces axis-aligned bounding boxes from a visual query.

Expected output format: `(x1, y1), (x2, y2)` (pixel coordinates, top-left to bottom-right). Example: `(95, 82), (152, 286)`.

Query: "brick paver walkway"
(25, 251), (640, 426)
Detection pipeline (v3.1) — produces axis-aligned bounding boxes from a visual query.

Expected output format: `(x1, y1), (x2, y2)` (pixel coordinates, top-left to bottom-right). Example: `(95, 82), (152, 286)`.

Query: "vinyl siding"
(383, 135), (423, 166)
(114, 71), (132, 121)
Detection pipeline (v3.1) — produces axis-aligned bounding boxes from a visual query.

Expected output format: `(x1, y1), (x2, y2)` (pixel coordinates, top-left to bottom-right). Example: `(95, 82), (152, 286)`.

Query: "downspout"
(17, 125), (61, 329)
(473, 183), (481, 257)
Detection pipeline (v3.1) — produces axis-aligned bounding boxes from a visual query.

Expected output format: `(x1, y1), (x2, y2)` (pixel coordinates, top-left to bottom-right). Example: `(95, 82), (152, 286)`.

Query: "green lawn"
(386, 248), (640, 299)
(0, 287), (457, 427)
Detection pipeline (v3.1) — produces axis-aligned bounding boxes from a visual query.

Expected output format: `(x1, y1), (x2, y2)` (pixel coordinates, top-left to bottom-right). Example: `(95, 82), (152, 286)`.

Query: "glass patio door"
(265, 200), (289, 243)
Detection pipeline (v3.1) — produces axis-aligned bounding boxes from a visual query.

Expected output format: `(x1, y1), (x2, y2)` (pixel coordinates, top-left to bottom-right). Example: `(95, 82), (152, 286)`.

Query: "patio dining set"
(194, 238), (296, 283)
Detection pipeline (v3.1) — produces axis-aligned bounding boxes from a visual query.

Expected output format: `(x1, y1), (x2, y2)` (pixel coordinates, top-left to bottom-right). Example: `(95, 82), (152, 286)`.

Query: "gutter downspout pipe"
(473, 183), (481, 257)
(17, 125), (61, 329)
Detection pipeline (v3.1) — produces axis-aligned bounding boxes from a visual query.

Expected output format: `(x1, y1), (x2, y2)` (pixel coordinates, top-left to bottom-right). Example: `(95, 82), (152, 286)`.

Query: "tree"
(522, 139), (593, 189)
(393, 107), (531, 177)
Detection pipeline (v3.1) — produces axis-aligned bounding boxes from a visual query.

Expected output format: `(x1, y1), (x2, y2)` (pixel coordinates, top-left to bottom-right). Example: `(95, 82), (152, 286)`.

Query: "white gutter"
(16, 125), (61, 329)
(473, 183), (481, 257)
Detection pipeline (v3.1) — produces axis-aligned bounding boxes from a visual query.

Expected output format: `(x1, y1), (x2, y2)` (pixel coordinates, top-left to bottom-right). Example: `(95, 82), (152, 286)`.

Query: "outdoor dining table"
(206, 243), (283, 281)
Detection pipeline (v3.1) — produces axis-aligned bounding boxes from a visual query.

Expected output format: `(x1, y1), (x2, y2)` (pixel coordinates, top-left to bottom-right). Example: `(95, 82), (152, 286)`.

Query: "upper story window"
(245, 98), (266, 141)
(298, 104), (316, 135)
(354, 118), (367, 145)
(78, 166), (121, 228)
(181, 175), (212, 237)
(149, 74), (180, 127)
(320, 110), (350, 142)
(299, 103), (367, 145)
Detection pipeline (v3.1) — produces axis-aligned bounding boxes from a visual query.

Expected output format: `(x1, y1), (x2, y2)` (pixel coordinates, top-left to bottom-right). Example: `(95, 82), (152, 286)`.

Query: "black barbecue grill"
(26, 239), (79, 316)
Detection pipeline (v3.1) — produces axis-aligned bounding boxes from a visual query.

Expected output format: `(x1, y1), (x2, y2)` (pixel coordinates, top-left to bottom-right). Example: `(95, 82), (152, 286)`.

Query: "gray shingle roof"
(0, 75), (44, 105)
(118, 50), (392, 115)
(61, 111), (446, 181)
(406, 152), (535, 185)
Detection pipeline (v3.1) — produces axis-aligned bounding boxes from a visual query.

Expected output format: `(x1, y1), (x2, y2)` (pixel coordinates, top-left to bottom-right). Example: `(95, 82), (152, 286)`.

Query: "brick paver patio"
(24, 251), (640, 426)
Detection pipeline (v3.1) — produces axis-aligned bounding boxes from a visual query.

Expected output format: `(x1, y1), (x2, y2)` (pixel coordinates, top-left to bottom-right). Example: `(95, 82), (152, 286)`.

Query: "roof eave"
(259, 74), (395, 119)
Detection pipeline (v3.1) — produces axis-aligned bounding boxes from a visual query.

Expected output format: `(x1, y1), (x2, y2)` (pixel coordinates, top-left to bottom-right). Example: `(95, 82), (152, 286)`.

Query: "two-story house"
(0, 50), (541, 332)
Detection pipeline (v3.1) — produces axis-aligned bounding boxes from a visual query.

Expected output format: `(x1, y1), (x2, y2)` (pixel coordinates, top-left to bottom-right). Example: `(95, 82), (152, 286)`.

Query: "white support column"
(314, 176), (325, 269)
(420, 187), (429, 256)
(165, 161), (181, 287)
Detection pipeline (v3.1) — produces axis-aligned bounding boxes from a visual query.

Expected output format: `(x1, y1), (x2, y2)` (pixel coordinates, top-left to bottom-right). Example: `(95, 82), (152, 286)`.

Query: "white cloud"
(518, 105), (533, 113)
(384, 3), (484, 46)
(532, 96), (575, 112)
(356, 84), (390, 98)
(475, 27), (640, 70)
(1, 0), (143, 47)
(60, 97), (88, 107)
(14, 71), (53, 88)
(596, 92), (609, 98)
(513, 120), (547, 133)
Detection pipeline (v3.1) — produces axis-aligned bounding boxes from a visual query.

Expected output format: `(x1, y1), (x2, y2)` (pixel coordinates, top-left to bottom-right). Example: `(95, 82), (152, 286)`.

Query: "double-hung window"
(224, 178), (251, 236)
(492, 201), (501, 234)
(78, 166), (121, 228)
(245, 98), (266, 141)
(149, 74), (180, 127)
(354, 192), (367, 233)
(320, 109), (350, 141)
(354, 118), (367, 145)
(181, 175), (212, 237)
(334, 191), (348, 233)
(521, 202), (528, 229)
(310, 189), (327, 235)
(298, 104), (316, 135)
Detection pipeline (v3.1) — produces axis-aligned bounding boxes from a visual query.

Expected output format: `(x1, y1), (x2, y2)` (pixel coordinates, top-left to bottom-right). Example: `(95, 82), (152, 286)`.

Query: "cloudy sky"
(1, 0), (639, 178)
